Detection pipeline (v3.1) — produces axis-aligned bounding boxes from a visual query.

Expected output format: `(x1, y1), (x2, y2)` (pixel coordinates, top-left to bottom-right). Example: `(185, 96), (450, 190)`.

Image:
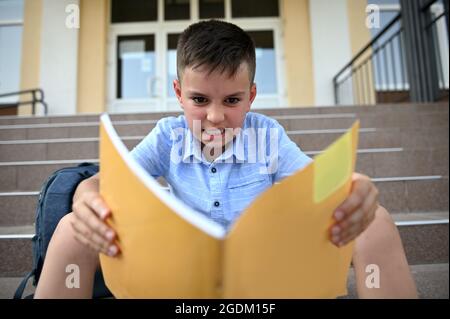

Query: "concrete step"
(290, 126), (448, 152)
(0, 111), (180, 126)
(0, 102), (447, 126)
(0, 176), (448, 226)
(0, 148), (448, 192)
(0, 213), (447, 278)
(0, 262), (448, 299)
(343, 263), (449, 299)
(0, 126), (448, 162)
(1, 111), (448, 141)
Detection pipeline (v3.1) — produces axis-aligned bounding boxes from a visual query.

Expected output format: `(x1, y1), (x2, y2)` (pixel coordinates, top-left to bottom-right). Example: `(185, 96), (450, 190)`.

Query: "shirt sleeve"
(269, 120), (313, 183)
(130, 118), (172, 179)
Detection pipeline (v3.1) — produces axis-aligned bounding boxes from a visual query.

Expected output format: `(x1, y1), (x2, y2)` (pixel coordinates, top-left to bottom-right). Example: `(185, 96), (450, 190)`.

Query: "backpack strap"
(13, 270), (35, 299)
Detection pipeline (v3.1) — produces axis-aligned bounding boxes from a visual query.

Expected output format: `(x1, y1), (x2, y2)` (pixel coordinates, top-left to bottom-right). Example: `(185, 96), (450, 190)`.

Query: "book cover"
(99, 114), (359, 298)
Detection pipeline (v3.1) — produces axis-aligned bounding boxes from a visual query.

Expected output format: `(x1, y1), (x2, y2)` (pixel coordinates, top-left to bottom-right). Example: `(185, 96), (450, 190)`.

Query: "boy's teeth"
(205, 129), (222, 135)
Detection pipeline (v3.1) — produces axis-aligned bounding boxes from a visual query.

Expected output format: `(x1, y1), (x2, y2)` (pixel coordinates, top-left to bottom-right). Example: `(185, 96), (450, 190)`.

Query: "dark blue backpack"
(14, 162), (111, 299)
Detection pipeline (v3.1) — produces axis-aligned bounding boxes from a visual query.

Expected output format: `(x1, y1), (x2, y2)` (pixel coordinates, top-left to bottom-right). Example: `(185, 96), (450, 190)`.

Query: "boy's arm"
(269, 120), (312, 183)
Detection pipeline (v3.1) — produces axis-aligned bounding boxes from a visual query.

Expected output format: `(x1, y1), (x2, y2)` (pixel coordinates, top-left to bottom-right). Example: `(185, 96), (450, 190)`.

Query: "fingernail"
(101, 209), (109, 219)
(334, 210), (344, 221)
(105, 230), (114, 240)
(331, 226), (340, 235)
(108, 245), (118, 256)
(338, 241), (345, 247)
(332, 235), (340, 244)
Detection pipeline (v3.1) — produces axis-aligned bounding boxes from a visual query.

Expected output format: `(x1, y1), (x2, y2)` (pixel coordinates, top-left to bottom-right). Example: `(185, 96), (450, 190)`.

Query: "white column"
(0, 0), (24, 103)
(309, 0), (352, 106)
(39, 0), (79, 115)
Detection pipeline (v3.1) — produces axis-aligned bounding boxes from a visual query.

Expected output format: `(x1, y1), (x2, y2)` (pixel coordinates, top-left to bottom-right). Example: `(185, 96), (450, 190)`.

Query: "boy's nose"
(206, 106), (225, 124)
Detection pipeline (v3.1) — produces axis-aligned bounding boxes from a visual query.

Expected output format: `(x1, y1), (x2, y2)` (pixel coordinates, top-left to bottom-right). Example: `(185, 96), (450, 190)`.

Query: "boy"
(35, 20), (417, 298)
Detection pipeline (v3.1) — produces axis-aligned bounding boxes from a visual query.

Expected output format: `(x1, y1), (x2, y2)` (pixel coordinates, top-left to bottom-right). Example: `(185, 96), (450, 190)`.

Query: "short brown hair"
(177, 20), (256, 85)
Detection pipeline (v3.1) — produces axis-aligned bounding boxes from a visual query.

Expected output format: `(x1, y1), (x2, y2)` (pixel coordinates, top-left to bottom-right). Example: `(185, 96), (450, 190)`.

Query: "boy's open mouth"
(203, 128), (224, 135)
(202, 128), (226, 142)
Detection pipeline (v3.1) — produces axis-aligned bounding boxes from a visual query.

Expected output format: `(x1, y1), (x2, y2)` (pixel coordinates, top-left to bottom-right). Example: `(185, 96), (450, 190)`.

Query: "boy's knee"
(52, 213), (99, 263)
(54, 213), (76, 238)
(354, 205), (400, 259)
(375, 205), (395, 226)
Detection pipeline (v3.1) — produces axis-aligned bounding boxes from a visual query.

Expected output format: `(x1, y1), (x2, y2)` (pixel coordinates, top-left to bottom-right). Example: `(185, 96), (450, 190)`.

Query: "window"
(109, 0), (284, 112)
(199, 0), (224, 19)
(247, 31), (277, 94)
(167, 33), (180, 97)
(111, 0), (157, 23)
(164, 0), (190, 21)
(231, 0), (279, 18)
(117, 35), (155, 99)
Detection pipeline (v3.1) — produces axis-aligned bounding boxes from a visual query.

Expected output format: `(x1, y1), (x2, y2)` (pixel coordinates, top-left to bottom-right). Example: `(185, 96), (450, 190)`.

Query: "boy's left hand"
(330, 172), (379, 247)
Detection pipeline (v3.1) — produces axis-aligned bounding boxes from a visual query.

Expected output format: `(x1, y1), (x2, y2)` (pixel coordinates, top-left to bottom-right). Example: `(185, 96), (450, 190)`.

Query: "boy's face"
(173, 62), (256, 150)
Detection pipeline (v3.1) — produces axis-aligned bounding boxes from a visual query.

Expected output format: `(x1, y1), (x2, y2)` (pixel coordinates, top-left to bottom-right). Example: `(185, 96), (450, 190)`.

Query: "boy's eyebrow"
(225, 91), (246, 97)
(186, 90), (246, 96)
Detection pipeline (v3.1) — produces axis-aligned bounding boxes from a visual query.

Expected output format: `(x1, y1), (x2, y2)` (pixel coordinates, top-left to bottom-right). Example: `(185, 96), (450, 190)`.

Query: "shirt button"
(211, 167), (217, 173)
(214, 201), (220, 207)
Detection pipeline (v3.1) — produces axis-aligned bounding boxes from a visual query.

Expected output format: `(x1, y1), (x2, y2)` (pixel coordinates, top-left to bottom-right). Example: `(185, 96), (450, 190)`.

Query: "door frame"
(107, 0), (286, 113)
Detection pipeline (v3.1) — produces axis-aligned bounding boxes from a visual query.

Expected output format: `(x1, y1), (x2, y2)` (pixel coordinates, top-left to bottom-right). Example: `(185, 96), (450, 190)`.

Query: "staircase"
(0, 102), (448, 298)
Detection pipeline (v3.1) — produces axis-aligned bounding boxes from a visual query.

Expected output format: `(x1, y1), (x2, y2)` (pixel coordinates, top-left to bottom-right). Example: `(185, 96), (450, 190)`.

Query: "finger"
(330, 203), (364, 240)
(361, 196), (379, 230)
(72, 229), (102, 254)
(338, 222), (361, 246)
(331, 187), (378, 244)
(330, 207), (363, 246)
(84, 193), (111, 220)
(72, 201), (115, 243)
(355, 186), (379, 229)
(333, 181), (370, 222)
(338, 193), (379, 245)
(71, 218), (113, 255)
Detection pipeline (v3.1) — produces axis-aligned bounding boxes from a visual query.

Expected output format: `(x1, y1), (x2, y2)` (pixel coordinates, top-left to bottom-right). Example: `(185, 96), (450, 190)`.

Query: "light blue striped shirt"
(130, 112), (312, 228)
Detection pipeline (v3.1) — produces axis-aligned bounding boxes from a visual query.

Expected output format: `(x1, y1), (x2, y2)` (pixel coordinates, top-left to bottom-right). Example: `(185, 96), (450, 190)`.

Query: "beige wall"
(19, 0), (43, 115)
(77, 0), (108, 114)
(347, 0), (372, 56)
(281, 0), (315, 107)
(346, 0), (375, 104)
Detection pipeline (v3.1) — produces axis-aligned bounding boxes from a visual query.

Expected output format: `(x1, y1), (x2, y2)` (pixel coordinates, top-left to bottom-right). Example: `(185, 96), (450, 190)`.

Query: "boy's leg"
(352, 206), (418, 298)
(34, 213), (100, 298)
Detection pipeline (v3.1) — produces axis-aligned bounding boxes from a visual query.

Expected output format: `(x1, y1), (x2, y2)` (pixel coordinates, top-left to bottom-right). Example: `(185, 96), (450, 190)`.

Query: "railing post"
(333, 78), (339, 105)
(400, 0), (441, 102)
(445, 0), (449, 42)
(31, 90), (36, 115)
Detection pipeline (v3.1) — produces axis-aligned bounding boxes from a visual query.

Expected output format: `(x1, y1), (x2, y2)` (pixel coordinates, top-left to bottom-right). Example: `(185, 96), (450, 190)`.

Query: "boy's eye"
(225, 97), (240, 105)
(192, 97), (207, 104)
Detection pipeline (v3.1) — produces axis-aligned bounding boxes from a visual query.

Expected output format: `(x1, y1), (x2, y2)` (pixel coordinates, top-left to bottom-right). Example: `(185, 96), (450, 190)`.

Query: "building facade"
(0, 0), (446, 115)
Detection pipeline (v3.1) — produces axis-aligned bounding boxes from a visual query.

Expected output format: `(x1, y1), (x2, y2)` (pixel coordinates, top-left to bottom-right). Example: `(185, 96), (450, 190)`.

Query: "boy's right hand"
(71, 191), (119, 257)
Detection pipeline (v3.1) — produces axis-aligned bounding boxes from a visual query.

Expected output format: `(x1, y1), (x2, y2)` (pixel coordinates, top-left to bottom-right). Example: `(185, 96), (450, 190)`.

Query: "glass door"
(107, 0), (284, 113)
(108, 29), (164, 113)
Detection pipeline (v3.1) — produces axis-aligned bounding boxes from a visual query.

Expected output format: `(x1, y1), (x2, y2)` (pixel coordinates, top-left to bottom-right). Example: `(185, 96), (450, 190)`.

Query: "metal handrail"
(0, 88), (48, 115)
(333, 12), (402, 84)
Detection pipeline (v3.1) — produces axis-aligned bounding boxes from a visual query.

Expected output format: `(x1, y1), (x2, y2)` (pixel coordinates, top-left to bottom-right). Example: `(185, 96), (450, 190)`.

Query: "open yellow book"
(99, 114), (359, 298)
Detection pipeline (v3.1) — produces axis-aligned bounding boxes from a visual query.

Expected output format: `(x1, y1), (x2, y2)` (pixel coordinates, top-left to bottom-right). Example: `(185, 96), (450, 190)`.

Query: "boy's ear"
(248, 83), (257, 110)
(173, 79), (183, 108)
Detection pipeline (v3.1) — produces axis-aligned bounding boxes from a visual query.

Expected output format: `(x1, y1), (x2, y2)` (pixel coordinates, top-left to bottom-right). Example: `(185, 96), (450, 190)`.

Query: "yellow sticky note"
(314, 128), (353, 203)
(99, 115), (360, 298)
